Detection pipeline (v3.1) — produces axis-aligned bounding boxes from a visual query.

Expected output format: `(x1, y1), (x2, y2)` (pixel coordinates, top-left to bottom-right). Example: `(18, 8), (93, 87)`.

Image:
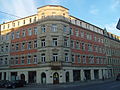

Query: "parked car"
(116, 75), (120, 81)
(0, 80), (9, 88)
(5, 80), (26, 88)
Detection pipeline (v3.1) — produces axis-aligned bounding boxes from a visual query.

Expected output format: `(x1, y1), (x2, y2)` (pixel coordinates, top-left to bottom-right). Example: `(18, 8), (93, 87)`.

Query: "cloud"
(89, 6), (99, 15)
(0, 0), (37, 20)
(46, 0), (61, 5)
(105, 22), (120, 36)
(111, 0), (120, 10)
(90, 9), (99, 15)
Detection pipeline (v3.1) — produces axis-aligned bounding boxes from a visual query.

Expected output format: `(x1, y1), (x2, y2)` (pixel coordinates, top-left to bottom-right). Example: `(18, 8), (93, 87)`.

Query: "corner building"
(0, 5), (120, 84)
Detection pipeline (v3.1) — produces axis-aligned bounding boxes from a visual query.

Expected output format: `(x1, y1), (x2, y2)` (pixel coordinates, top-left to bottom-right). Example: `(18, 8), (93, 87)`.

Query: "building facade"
(0, 5), (120, 84)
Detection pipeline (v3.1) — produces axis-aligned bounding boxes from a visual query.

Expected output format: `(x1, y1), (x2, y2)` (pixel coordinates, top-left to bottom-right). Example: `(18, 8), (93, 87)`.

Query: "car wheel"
(12, 85), (15, 89)
(5, 85), (8, 88)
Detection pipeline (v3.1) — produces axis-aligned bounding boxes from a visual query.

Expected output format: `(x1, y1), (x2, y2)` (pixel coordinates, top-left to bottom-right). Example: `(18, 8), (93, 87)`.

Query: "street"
(0, 81), (120, 90)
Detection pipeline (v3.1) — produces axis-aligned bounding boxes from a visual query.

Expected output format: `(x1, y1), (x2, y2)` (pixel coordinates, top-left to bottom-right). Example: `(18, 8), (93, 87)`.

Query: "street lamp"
(116, 18), (120, 30)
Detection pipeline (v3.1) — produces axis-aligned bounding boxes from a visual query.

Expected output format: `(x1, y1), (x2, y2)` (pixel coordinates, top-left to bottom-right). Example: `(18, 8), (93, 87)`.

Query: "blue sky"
(0, 0), (120, 36)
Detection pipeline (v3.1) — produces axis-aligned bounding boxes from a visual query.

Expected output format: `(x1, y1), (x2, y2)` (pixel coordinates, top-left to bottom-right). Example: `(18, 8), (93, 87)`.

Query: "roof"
(37, 5), (69, 10)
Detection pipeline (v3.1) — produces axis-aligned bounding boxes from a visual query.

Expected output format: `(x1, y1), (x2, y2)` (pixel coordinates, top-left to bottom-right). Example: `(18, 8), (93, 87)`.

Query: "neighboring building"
(103, 30), (120, 79)
(0, 5), (120, 84)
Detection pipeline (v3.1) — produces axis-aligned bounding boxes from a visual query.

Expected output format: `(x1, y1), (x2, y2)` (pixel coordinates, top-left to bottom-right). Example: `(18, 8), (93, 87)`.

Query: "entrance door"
(66, 72), (69, 82)
(41, 73), (46, 84)
(20, 74), (25, 81)
(94, 70), (99, 79)
(28, 71), (36, 83)
(53, 72), (59, 84)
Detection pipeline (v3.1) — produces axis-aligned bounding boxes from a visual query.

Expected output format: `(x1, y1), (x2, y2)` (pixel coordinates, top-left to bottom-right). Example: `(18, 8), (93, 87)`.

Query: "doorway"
(53, 72), (59, 84)
(41, 72), (46, 84)
(20, 74), (25, 81)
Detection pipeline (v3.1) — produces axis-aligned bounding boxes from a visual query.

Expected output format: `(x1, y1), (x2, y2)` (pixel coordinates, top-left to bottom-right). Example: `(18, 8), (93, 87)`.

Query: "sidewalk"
(26, 79), (115, 88)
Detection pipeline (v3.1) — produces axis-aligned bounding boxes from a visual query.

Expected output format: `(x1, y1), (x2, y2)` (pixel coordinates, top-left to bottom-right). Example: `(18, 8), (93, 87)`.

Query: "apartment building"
(0, 5), (120, 84)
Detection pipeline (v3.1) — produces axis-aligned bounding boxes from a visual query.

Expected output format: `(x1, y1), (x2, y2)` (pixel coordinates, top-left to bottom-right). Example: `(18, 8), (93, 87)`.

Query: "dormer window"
(29, 18), (32, 23)
(52, 12), (56, 16)
(8, 24), (9, 28)
(42, 13), (45, 18)
(23, 20), (25, 24)
(13, 23), (15, 27)
(34, 17), (36, 22)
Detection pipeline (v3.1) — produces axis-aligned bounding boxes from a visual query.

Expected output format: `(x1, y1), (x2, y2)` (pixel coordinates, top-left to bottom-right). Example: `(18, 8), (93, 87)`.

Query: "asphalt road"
(0, 81), (120, 90)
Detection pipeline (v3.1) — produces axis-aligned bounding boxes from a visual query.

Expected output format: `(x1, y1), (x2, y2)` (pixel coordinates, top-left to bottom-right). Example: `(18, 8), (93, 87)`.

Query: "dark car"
(116, 73), (120, 81)
(5, 80), (26, 88)
(0, 80), (9, 88)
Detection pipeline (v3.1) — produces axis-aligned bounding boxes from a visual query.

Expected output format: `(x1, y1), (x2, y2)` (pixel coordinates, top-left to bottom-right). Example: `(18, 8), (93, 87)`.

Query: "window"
(21, 56), (24, 64)
(28, 28), (32, 36)
(76, 41), (79, 49)
(0, 58), (3, 65)
(34, 27), (37, 35)
(77, 55), (81, 63)
(53, 53), (58, 62)
(13, 23), (15, 27)
(18, 21), (20, 26)
(86, 33), (92, 40)
(8, 24), (9, 28)
(81, 42), (85, 50)
(33, 55), (37, 64)
(63, 25), (67, 32)
(65, 53), (69, 62)
(72, 54), (75, 63)
(99, 47), (102, 53)
(6, 34), (9, 40)
(64, 38), (68, 47)
(75, 29), (79, 36)
(51, 24), (57, 32)
(16, 31), (20, 38)
(41, 53), (45, 62)
(27, 55), (31, 64)
(1, 46), (4, 52)
(80, 31), (84, 38)
(52, 12), (56, 16)
(5, 58), (8, 65)
(11, 44), (15, 52)
(5, 45), (8, 52)
(29, 18), (32, 23)
(21, 42), (25, 50)
(82, 56), (86, 64)
(94, 45), (98, 52)
(41, 13), (45, 18)
(88, 56), (94, 64)
(10, 57), (14, 65)
(96, 57), (99, 64)
(23, 20), (25, 24)
(52, 38), (57, 46)
(11, 32), (14, 40)
(69, 27), (73, 35)
(15, 57), (18, 64)
(94, 36), (97, 42)
(28, 41), (32, 49)
(71, 40), (74, 48)
(22, 30), (26, 37)
(34, 40), (37, 48)
(41, 39), (45, 47)
(88, 44), (92, 51)
(41, 25), (46, 33)
(34, 17), (36, 22)
(16, 43), (19, 51)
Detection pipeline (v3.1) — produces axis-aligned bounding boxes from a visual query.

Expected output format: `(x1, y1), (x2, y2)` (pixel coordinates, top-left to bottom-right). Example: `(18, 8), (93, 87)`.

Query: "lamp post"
(116, 18), (120, 30)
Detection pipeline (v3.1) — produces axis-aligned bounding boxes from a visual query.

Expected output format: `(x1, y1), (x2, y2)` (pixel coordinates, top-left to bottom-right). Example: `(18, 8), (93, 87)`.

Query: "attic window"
(52, 12), (56, 16)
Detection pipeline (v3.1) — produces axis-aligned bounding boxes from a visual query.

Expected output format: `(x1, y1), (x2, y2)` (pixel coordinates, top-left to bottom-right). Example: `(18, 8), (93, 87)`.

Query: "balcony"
(38, 15), (70, 23)
(50, 61), (62, 70)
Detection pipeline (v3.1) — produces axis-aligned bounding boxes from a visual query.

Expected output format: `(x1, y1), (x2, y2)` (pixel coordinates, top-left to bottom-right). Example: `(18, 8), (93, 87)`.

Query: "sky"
(0, 0), (120, 36)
